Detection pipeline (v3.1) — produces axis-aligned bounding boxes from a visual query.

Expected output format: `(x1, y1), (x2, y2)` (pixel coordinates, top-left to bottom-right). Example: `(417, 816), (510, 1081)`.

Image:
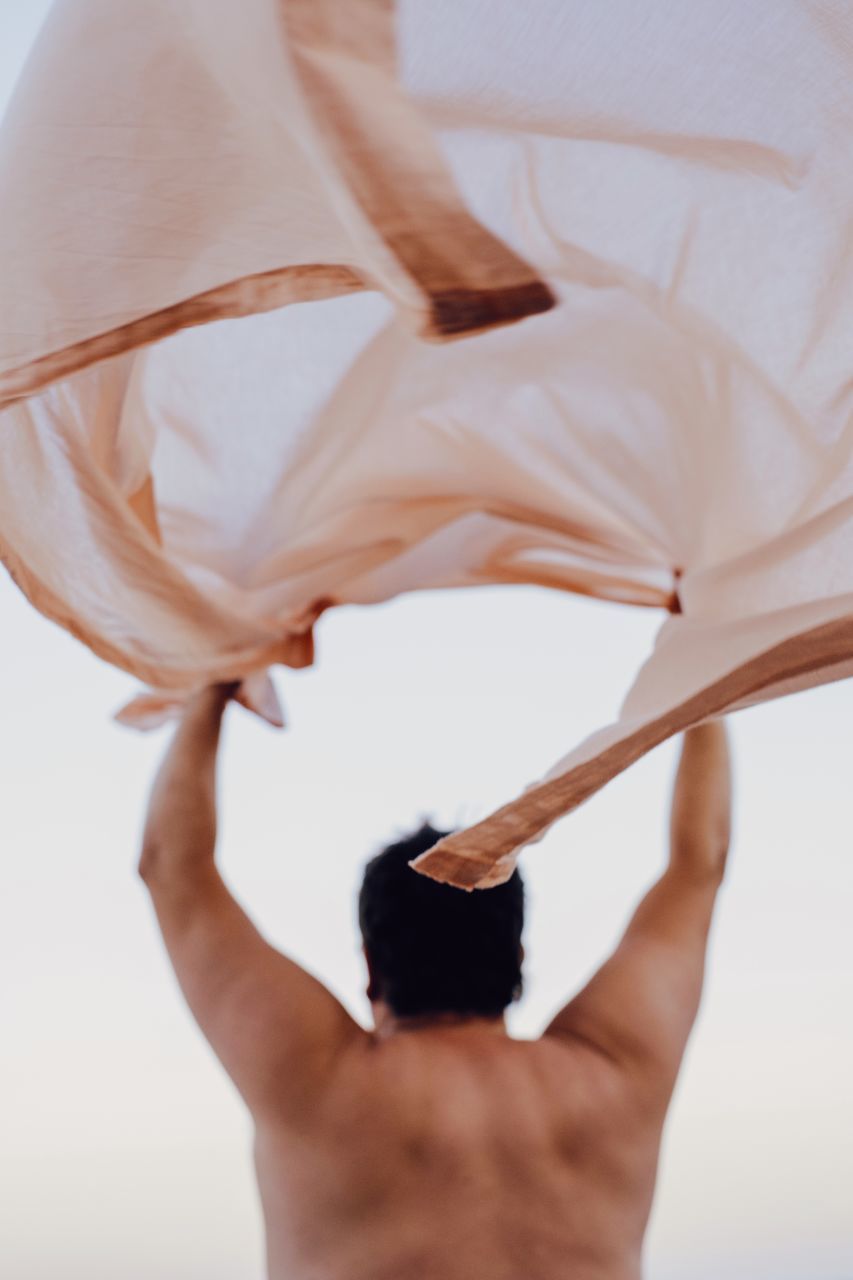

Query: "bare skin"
(139, 687), (731, 1280)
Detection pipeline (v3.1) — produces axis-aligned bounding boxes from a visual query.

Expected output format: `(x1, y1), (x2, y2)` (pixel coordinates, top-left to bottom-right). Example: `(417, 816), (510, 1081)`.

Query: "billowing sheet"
(1, 0), (852, 887)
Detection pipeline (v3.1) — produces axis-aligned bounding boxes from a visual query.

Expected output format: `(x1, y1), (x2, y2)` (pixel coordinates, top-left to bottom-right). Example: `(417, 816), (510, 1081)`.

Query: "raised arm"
(545, 721), (732, 1096)
(138, 686), (363, 1120)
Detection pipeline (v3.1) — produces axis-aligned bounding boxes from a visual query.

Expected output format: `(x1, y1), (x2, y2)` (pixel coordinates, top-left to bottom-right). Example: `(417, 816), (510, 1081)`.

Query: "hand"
(183, 681), (239, 717)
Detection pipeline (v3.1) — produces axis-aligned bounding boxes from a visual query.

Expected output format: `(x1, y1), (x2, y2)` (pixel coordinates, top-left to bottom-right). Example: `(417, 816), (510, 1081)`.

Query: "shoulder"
(535, 1027), (673, 1134)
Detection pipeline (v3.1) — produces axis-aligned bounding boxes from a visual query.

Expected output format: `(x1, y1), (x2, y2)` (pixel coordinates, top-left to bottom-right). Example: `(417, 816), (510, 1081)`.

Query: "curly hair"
(358, 823), (525, 1019)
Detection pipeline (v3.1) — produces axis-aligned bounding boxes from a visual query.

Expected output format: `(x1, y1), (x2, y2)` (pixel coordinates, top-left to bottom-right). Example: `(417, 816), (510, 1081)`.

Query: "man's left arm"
(138, 685), (363, 1121)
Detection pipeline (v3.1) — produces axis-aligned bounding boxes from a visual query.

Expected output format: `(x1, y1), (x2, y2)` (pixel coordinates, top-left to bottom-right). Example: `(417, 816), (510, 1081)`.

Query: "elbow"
(711, 818), (732, 877)
(671, 831), (731, 885)
(137, 840), (162, 886)
(704, 833), (731, 885)
(708, 843), (730, 885)
(136, 837), (217, 894)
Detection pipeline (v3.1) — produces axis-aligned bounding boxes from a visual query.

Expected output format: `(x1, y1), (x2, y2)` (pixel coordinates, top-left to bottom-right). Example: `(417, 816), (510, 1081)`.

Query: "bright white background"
(1, 6), (852, 1279)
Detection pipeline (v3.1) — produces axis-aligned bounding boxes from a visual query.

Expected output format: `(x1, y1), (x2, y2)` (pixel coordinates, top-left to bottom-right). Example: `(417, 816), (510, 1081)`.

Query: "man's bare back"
(138, 690), (731, 1279)
(254, 1024), (660, 1280)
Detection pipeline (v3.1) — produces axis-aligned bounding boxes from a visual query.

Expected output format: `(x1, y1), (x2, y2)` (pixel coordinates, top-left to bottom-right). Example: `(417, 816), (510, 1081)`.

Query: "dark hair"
(358, 823), (525, 1019)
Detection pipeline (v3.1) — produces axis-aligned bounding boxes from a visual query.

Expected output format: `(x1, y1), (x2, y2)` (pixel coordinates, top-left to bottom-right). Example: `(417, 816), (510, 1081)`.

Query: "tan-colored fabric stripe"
(1, 2), (554, 406)
(279, 0), (555, 338)
(0, 264), (365, 411)
(414, 613), (853, 888)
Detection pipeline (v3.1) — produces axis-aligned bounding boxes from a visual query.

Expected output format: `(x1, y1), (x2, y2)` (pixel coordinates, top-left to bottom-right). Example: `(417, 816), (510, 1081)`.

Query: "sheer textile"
(1, 0), (852, 885)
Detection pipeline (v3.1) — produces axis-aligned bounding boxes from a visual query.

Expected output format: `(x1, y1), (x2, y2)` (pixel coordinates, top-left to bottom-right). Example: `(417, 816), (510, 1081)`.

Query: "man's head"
(358, 823), (525, 1021)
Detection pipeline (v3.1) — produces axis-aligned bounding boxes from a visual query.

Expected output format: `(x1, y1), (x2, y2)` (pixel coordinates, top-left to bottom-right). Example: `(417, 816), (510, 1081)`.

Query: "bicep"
(144, 868), (362, 1117)
(546, 868), (722, 1086)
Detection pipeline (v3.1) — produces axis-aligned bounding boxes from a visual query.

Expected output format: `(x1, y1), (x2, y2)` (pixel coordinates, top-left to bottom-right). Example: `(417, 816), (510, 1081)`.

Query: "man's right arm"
(139, 687), (365, 1123)
(544, 721), (732, 1094)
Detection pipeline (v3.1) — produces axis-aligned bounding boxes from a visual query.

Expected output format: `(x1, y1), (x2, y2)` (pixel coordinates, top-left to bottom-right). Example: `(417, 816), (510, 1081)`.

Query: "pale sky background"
(1, 5), (851, 1279)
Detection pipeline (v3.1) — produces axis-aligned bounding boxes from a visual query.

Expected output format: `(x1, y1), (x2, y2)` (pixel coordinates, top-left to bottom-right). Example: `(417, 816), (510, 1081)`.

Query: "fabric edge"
(415, 611), (853, 888)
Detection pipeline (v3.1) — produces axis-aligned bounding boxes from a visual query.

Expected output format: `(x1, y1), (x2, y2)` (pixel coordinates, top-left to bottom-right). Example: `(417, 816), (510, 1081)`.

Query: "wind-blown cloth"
(1, 0), (852, 888)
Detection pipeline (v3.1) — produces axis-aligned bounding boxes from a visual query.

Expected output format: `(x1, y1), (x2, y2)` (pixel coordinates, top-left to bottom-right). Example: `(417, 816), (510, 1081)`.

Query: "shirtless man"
(139, 685), (731, 1280)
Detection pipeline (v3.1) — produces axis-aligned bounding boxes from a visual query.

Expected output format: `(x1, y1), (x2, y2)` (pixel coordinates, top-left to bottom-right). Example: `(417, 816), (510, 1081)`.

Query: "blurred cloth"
(1, 0), (852, 886)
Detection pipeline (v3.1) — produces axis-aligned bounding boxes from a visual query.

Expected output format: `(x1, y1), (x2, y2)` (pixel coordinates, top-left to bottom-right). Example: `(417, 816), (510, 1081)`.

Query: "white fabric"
(1, 0), (852, 884)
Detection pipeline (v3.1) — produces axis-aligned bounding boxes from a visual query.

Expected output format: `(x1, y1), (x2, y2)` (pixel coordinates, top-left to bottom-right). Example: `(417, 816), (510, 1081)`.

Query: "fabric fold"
(1, 0), (852, 885)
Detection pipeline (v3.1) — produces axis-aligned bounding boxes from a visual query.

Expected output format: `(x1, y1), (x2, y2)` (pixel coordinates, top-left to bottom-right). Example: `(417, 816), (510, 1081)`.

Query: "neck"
(371, 1001), (508, 1040)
